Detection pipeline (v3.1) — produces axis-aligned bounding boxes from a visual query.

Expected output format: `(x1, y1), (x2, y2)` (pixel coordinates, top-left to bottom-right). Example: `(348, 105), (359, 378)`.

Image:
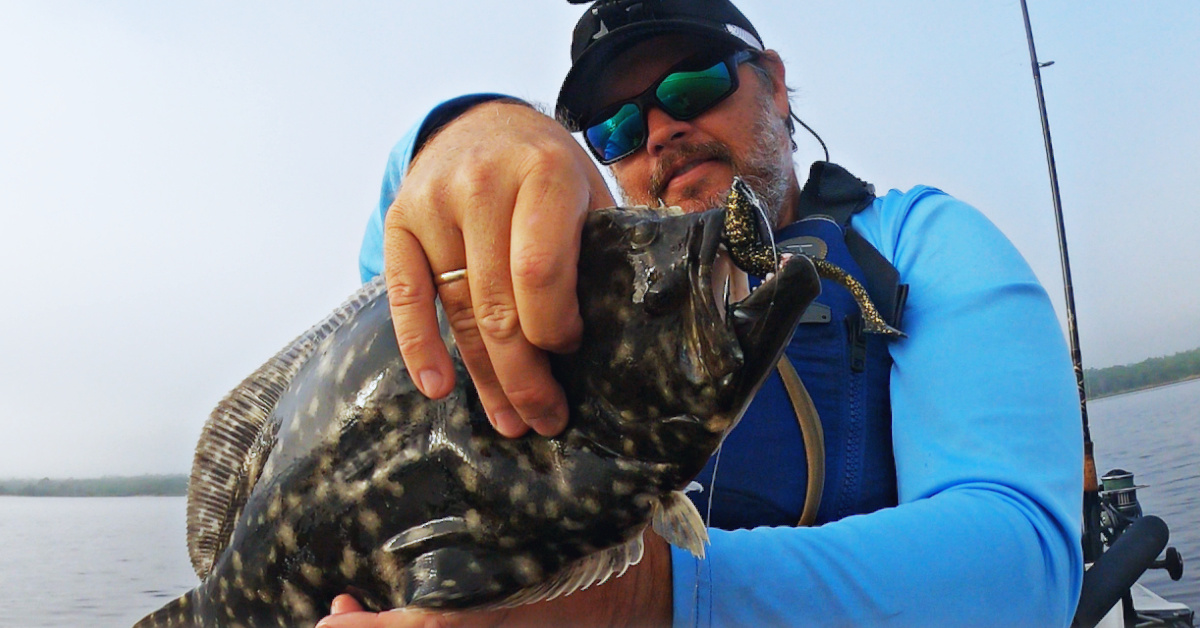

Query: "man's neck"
(774, 171), (803, 229)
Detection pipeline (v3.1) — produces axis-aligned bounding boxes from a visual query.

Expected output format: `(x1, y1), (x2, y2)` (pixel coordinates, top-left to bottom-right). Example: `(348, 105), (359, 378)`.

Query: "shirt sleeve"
(358, 93), (516, 283)
(671, 187), (1084, 627)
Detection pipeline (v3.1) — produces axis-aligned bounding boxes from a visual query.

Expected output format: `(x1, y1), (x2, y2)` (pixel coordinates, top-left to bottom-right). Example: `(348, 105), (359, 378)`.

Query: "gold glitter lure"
(722, 178), (904, 338)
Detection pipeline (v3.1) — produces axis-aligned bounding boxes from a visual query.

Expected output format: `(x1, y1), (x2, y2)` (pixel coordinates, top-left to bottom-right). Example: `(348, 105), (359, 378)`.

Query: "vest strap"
(796, 161), (876, 224)
(793, 161), (908, 330)
(777, 356), (824, 527)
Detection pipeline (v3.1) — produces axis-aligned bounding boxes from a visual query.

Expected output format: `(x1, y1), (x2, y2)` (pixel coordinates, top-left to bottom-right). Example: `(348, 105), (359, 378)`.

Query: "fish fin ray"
(495, 533), (647, 609)
(131, 589), (195, 628)
(185, 277), (388, 577)
(652, 490), (709, 558)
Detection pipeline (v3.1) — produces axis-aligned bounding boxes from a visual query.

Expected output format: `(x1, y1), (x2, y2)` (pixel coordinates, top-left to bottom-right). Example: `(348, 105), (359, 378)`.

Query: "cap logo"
(726, 24), (764, 51)
(593, 20), (610, 40)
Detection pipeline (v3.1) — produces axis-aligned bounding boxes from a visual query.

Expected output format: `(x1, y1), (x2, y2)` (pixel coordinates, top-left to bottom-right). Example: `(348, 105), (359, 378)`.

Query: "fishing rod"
(1018, 0), (1104, 562)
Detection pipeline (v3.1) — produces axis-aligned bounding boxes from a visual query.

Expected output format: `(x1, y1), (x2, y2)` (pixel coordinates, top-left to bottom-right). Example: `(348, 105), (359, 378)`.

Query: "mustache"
(647, 142), (736, 202)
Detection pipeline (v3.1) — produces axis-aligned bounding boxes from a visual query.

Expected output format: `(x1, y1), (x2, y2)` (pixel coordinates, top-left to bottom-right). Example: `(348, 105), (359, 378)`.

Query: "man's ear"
(757, 50), (791, 115)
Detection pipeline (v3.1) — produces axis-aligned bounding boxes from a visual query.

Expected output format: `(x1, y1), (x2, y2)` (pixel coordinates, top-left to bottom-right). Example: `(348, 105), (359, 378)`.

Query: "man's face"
(594, 35), (795, 224)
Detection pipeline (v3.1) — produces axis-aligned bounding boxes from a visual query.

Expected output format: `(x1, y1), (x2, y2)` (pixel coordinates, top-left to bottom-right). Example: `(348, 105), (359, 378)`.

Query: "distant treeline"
(4, 349), (1199, 494)
(0, 474), (187, 497)
(1084, 346), (1200, 399)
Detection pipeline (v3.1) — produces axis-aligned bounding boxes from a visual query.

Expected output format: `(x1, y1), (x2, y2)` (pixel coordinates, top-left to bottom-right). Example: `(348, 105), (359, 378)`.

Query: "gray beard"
(616, 94), (794, 229)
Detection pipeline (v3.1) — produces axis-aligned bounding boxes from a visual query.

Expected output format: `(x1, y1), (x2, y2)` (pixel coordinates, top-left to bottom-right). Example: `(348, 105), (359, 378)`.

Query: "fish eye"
(629, 220), (660, 249)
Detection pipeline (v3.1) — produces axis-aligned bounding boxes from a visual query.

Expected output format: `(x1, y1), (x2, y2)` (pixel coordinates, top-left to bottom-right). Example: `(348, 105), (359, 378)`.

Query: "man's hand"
(384, 101), (614, 438)
(314, 531), (673, 628)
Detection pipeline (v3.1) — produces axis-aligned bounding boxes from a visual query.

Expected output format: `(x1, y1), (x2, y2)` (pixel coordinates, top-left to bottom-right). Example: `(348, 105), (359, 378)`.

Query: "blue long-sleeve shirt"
(359, 96), (1084, 627)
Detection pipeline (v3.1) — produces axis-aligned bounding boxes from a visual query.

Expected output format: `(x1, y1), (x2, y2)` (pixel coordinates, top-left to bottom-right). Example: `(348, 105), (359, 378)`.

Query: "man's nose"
(645, 106), (693, 158)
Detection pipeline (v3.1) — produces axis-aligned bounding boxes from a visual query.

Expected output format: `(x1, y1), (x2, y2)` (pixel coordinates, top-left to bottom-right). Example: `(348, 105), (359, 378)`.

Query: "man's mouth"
(649, 142), (735, 203)
(653, 158), (726, 206)
(670, 156), (709, 179)
(666, 158), (713, 185)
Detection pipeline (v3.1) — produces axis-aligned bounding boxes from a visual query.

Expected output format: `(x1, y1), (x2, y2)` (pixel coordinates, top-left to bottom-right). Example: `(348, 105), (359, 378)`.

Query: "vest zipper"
(838, 314), (866, 518)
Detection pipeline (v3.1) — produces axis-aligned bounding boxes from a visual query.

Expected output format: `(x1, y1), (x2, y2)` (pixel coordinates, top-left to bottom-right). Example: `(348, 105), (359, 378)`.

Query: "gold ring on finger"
(434, 268), (468, 286)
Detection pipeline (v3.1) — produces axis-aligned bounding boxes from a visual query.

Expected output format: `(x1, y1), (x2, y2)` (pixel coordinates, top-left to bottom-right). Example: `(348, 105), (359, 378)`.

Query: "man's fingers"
(511, 147), (615, 353)
(383, 217), (455, 399)
(328, 594), (364, 615)
(509, 152), (591, 355)
(467, 300), (568, 437)
(314, 609), (427, 628)
(318, 594), (501, 628)
(436, 279), (528, 438)
(317, 595), (404, 628)
(380, 102), (614, 438)
(458, 181), (571, 436)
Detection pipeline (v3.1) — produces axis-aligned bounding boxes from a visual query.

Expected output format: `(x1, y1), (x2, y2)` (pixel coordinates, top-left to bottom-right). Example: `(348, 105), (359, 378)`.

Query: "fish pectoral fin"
(651, 490), (709, 558)
(496, 533), (647, 609)
(383, 515), (469, 556)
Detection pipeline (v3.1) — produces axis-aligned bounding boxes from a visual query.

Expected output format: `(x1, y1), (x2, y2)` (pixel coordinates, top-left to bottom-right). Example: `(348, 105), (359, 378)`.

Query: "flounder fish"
(134, 183), (823, 627)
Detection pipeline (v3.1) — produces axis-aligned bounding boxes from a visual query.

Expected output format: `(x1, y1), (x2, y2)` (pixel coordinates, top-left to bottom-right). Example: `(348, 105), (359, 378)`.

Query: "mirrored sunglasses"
(583, 49), (755, 165)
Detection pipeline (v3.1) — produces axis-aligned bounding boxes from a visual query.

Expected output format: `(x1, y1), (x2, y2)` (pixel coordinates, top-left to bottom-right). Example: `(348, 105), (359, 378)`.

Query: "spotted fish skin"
(134, 204), (821, 628)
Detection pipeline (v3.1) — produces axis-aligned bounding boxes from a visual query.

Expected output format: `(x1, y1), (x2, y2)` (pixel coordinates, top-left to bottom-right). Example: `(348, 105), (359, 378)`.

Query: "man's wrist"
(413, 95), (532, 156)
(611, 531), (673, 627)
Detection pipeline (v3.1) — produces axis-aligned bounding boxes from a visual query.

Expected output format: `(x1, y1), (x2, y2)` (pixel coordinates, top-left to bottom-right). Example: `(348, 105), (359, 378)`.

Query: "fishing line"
(757, 197), (780, 271)
(694, 440), (724, 621)
(705, 442), (723, 527)
(762, 212), (782, 316)
(745, 182), (781, 313)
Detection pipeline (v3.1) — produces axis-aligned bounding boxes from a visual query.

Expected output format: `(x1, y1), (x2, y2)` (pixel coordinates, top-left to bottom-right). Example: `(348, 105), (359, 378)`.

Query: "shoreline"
(1088, 374), (1200, 401)
(5, 375), (1200, 495)
(0, 475), (187, 498)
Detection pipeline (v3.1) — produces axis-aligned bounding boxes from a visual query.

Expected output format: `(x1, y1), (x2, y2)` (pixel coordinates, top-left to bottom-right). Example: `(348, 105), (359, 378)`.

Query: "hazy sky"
(1, 1), (1197, 478)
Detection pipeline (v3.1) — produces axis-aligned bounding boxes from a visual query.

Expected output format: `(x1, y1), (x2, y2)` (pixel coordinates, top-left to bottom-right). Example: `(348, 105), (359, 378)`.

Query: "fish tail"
(132, 590), (197, 628)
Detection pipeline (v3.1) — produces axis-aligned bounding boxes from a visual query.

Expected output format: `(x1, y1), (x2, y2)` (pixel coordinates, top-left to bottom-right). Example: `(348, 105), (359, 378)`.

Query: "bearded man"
(319, 1), (1083, 626)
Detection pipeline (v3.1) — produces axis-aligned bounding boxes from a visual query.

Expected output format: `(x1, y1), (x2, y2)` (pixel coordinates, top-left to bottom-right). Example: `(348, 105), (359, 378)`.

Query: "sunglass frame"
(582, 49), (756, 165)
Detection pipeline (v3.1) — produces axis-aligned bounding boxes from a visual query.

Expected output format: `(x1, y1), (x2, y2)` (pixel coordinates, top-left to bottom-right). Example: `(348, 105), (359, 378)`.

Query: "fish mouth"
(696, 203), (821, 410)
(566, 202), (819, 441)
(708, 250), (750, 323)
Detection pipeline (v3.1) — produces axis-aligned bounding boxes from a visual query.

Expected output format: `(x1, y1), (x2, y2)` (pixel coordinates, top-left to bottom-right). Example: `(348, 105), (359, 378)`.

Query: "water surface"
(0, 380), (1196, 626)
(1090, 377), (1200, 613)
(0, 496), (194, 628)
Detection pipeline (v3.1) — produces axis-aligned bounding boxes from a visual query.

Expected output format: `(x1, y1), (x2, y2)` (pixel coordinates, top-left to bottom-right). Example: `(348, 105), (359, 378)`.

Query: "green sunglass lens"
(656, 61), (733, 118)
(586, 102), (644, 162)
(584, 57), (738, 163)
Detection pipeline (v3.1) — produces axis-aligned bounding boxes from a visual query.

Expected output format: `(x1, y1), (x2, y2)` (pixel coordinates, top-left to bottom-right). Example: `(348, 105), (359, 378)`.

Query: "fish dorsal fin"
(496, 532), (647, 609)
(185, 277), (387, 577)
(652, 490), (709, 558)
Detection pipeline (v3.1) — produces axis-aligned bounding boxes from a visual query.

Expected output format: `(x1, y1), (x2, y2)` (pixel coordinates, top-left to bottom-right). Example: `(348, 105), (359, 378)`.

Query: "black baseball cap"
(556, 0), (765, 130)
